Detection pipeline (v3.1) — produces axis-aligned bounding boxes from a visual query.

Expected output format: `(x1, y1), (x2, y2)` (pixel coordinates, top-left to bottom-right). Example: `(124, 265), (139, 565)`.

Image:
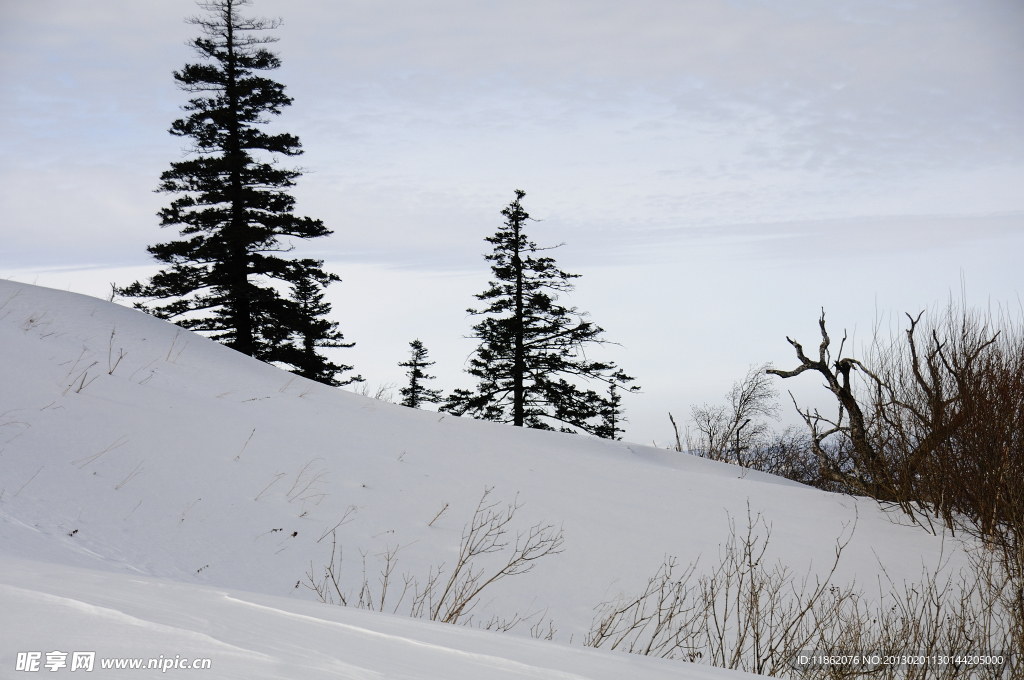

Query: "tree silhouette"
(443, 190), (637, 435)
(399, 340), (442, 408)
(118, 0), (357, 384)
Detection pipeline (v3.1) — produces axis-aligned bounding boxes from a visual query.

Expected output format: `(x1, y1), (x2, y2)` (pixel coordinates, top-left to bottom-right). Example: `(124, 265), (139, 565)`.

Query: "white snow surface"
(0, 281), (960, 678)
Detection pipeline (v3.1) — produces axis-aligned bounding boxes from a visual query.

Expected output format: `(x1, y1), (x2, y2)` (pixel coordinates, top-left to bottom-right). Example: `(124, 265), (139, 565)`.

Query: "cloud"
(1, 0), (1022, 271)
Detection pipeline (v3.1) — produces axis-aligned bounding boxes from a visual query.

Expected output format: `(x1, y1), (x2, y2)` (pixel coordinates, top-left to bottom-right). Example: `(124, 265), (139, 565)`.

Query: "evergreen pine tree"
(442, 190), (638, 434)
(118, 0), (356, 384)
(593, 374), (631, 440)
(398, 340), (443, 408)
(266, 273), (363, 386)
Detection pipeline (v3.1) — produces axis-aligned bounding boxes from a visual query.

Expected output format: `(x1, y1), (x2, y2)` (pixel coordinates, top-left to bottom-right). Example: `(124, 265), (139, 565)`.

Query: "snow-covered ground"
(0, 280), (960, 678)
(2, 554), (764, 679)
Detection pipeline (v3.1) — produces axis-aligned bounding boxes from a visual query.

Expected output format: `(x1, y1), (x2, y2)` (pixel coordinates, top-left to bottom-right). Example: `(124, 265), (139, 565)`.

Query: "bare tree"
(669, 365), (830, 488)
(766, 311), (895, 499)
(684, 364), (780, 466)
(771, 303), (1024, 659)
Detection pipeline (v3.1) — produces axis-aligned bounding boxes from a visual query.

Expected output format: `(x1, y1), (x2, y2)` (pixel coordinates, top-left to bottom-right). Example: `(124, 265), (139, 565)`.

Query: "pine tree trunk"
(410, 368), (419, 408)
(224, 8), (254, 356)
(512, 220), (525, 427)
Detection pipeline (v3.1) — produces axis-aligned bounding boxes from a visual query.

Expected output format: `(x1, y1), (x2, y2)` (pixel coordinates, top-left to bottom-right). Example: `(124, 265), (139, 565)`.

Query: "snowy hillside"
(2, 554), (765, 679)
(0, 280), (961, 678)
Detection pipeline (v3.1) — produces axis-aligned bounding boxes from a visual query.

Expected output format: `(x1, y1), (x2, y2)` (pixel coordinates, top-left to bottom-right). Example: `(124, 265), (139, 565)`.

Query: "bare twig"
(107, 329), (127, 375)
(114, 460), (145, 490)
(166, 330), (182, 361)
(428, 502), (449, 527)
(317, 506), (358, 543)
(255, 472), (286, 501)
(123, 499), (142, 520)
(234, 428), (256, 461)
(179, 498), (200, 523)
(286, 459), (328, 502)
(128, 359), (158, 383)
(0, 289), (21, 313)
(61, 361), (98, 396)
(668, 412), (683, 452)
(72, 435), (129, 469)
(14, 466), (44, 497)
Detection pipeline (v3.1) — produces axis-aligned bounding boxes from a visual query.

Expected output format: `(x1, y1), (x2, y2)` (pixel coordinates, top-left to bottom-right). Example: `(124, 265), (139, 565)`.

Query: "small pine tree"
(266, 273), (363, 386)
(442, 190), (638, 434)
(399, 340), (442, 408)
(118, 0), (356, 384)
(593, 374), (631, 440)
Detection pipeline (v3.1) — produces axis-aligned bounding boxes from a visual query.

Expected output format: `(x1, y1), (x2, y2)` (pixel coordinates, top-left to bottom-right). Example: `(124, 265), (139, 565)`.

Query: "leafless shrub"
(588, 509), (1017, 679)
(587, 506), (854, 673)
(771, 302), (1024, 659)
(744, 428), (836, 488)
(286, 458), (328, 504)
(529, 612), (557, 640)
(305, 488), (564, 631)
(769, 303), (1022, 525)
(671, 366), (835, 490)
(684, 364), (780, 463)
(411, 488), (564, 624)
(586, 554), (703, 659)
(354, 382), (397, 403)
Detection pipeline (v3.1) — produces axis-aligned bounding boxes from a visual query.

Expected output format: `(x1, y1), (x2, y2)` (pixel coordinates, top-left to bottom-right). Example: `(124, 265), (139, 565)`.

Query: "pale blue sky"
(2, 0), (1022, 443)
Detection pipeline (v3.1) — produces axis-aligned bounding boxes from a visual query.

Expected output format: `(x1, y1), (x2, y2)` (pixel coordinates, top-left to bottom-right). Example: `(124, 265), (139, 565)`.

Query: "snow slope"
(0, 280), (960, 677)
(1, 554), (762, 679)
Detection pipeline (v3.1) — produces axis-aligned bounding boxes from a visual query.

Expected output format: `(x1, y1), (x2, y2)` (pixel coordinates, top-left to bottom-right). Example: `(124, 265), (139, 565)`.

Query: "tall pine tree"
(442, 190), (637, 435)
(398, 340), (442, 408)
(118, 0), (357, 385)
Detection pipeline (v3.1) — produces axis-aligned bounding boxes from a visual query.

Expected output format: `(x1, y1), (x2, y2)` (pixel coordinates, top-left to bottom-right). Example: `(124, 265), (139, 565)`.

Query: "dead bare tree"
(766, 311), (894, 500)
